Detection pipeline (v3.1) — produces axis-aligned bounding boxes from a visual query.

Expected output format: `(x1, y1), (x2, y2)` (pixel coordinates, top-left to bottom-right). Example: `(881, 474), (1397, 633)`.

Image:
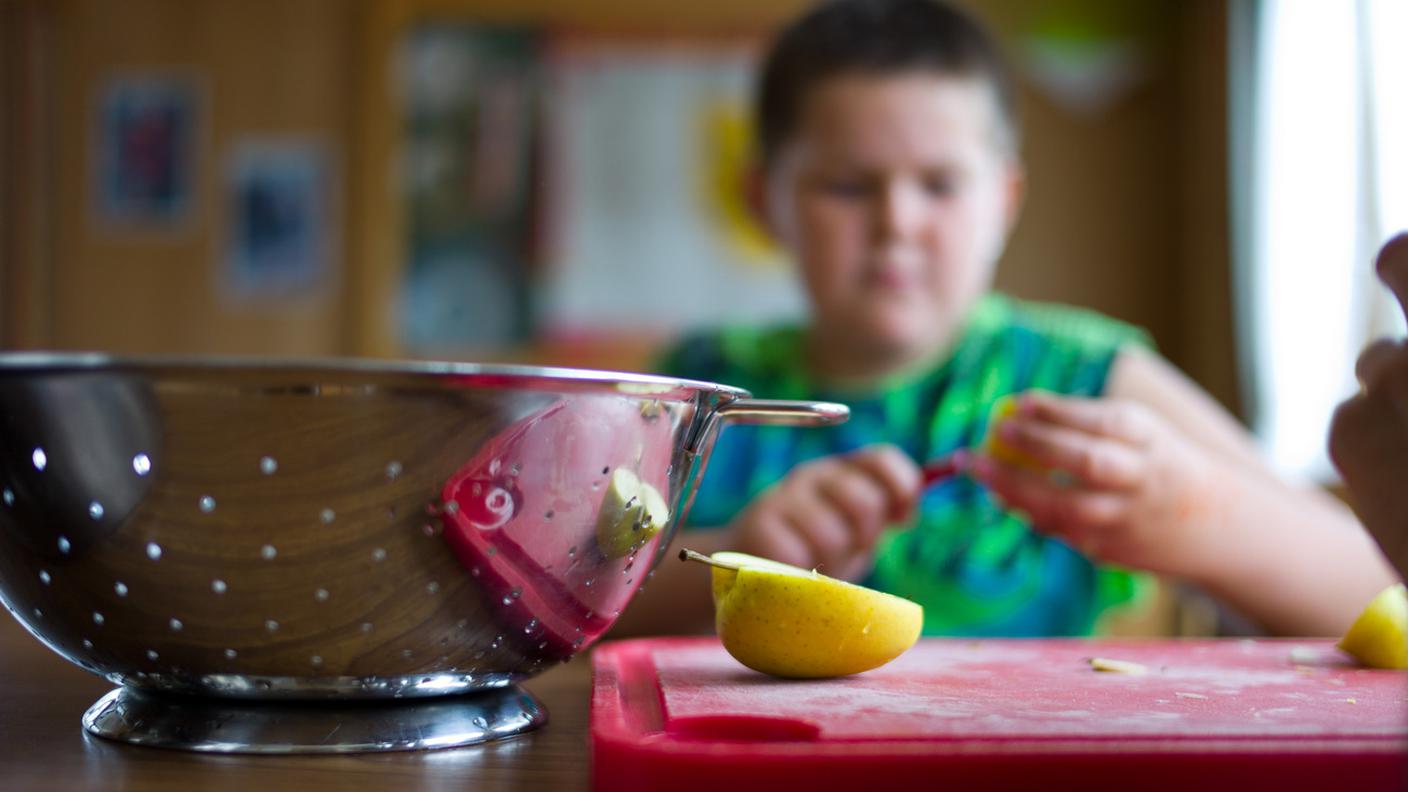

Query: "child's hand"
(969, 392), (1224, 578)
(726, 444), (922, 582)
(1330, 232), (1408, 579)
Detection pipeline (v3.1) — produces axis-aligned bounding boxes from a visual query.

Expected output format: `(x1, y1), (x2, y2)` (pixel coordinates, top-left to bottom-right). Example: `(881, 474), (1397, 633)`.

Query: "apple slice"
(595, 468), (670, 559)
(682, 549), (923, 678)
(982, 393), (1045, 470)
(1339, 583), (1408, 670)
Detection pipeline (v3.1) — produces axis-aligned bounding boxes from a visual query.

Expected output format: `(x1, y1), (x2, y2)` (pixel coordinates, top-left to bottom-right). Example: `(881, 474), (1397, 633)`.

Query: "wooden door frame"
(0, 0), (56, 350)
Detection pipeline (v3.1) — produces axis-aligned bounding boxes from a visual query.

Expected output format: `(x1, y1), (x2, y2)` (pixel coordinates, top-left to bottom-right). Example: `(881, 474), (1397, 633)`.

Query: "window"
(1233, 0), (1408, 480)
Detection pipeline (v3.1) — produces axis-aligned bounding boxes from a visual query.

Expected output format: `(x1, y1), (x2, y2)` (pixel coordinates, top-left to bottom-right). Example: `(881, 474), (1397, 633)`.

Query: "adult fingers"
(1375, 231), (1408, 324)
(1356, 338), (1408, 392)
(1328, 394), (1408, 576)
(1329, 391), (1400, 489)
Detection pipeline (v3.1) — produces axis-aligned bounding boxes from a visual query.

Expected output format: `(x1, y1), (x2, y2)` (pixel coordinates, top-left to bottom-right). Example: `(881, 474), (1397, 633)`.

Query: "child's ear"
(744, 163), (776, 238)
(1001, 160), (1026, 235)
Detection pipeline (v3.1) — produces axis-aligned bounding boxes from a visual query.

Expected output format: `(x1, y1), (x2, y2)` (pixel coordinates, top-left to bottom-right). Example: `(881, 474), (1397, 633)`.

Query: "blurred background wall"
(0, 0), (1240, 417)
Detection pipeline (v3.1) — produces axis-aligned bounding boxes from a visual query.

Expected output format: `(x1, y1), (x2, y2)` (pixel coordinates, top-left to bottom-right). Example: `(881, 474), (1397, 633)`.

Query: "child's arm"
(610, 445), (921, 637)
(971, 346), (1397, 636)
(1330, 232), (1408, 580)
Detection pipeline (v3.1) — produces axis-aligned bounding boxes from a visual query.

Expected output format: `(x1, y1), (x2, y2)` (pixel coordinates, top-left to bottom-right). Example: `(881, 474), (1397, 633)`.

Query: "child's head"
(754, 0), (1024, 376)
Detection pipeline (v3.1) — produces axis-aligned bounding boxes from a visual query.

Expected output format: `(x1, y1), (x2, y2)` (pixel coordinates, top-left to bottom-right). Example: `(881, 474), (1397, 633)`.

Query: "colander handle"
(682, 398), (848, 458)
(713, 398), (849, 426)
(672, 398), (850, 538)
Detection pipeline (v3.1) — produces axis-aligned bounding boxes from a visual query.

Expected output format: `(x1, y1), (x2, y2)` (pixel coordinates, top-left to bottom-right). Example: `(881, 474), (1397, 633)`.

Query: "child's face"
(763, 73), (1022, 362)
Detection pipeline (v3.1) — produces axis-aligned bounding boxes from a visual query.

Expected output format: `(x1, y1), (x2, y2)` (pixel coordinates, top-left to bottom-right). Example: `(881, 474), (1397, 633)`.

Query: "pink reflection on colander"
(440, 396), (674, 658)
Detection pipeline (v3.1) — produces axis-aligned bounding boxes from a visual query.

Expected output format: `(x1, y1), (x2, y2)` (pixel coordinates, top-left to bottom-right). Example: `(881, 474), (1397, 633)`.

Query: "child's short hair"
(756, 0), (1019, 165)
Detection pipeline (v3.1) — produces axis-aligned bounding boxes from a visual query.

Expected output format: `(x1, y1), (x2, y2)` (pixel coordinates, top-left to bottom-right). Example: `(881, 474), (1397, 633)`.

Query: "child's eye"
(819, 178), (869, 198)
(922, 175), (956, 197)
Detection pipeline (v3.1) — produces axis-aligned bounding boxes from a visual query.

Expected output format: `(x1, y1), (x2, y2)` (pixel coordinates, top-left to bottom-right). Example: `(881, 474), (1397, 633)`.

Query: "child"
(1331, 232), (1408, 581)
(613, 0), (1396, 638)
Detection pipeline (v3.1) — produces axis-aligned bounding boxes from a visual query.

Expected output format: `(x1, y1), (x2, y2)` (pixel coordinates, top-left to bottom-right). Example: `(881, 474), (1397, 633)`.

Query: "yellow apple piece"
(1338, 583), (1408, 670)
(680, 549), (923, 678)
(983, 393), (1044, 470)
(595, 468), (670, 558)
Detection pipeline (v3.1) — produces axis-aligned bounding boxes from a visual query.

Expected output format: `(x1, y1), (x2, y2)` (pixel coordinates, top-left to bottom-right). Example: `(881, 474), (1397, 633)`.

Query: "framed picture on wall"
(93, 74), (201, 231)
(220, 140), (333, 302)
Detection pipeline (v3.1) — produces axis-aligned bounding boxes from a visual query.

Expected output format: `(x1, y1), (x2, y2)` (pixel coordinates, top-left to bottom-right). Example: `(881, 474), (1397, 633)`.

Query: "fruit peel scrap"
(1087, 657), (1147, 675)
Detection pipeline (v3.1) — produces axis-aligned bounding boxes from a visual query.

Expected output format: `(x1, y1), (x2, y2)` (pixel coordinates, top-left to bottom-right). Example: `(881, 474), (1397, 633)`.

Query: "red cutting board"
(590, 637), (1408, 792)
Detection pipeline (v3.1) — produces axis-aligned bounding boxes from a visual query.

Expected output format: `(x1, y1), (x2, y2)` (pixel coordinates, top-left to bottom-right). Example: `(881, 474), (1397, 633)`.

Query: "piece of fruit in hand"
(982, 393), (1044, 470)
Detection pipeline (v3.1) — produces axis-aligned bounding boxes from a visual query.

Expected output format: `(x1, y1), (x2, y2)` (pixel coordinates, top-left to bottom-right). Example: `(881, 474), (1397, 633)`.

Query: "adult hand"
(1330, 232), (1408, 579)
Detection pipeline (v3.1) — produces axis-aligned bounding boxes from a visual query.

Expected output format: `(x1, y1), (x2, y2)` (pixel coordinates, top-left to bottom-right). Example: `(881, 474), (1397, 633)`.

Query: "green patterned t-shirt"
(657, 293), (1153, 637)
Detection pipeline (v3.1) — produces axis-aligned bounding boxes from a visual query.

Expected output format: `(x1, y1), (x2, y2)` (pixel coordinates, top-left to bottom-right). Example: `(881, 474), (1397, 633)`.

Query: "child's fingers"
(997, 417), (1146, 490)
(971, 455), (1127, 539)
(1016, 392), (1152, 447)
(844, 444), (923, 521)
(812, 470), (887, 547)
(750, 516), (814, 569)
(782, 498), (856, 572)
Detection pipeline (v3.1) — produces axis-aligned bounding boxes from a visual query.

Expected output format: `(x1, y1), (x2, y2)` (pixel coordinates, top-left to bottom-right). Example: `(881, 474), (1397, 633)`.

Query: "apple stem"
(678, 548), (741, 570)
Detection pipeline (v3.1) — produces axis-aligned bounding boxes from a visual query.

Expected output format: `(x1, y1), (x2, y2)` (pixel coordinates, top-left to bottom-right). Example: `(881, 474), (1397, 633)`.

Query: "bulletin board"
(397, 25), (539, 353)
(347, 0), (814, 361)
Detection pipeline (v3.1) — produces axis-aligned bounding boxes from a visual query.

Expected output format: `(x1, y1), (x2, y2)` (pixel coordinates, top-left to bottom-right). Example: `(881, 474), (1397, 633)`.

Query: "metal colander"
(0, 353), (846, 752)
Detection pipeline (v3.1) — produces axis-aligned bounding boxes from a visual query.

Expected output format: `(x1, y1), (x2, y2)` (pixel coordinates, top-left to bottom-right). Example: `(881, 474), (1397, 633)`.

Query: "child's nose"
(873, 181), (928, 243)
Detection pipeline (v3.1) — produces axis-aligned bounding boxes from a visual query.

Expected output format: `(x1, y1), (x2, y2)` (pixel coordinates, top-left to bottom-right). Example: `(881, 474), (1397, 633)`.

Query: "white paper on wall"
(539, 42), (805, 338)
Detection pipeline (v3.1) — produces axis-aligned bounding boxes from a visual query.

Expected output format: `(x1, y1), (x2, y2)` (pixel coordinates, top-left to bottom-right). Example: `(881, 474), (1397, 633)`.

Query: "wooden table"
(0, 615), (594, 791)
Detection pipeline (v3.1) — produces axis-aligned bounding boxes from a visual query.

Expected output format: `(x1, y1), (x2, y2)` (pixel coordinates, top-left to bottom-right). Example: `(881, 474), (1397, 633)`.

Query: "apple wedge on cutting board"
(680, 549), (922, 678)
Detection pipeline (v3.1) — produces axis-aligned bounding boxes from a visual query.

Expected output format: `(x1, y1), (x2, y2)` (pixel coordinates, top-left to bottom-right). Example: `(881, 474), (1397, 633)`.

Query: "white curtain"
(1233, 0), (1408, 480)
